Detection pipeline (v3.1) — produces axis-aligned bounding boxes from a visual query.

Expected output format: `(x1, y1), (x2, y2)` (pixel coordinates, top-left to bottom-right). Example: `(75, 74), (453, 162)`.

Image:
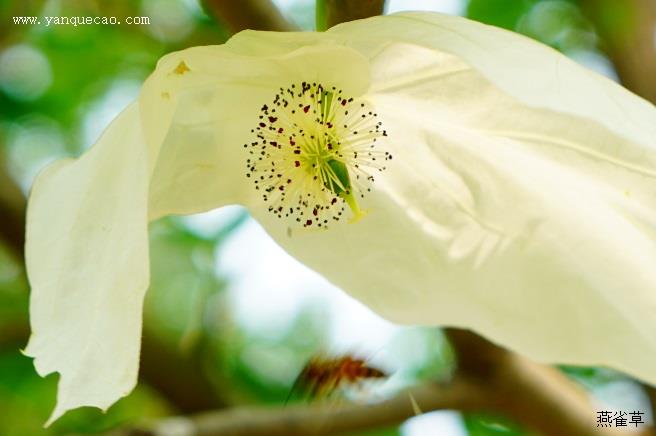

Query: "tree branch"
(579, 0), (656, 104)
(201, 0), (297, 33)
(121, 371), (647, 436)
(119, 329), (650, 436)
(139, 328), (229, 413)
(0, 156), (26, 262)
(124, 378), (487, 436)
(445, 328), (635, 436)
(322, 0), (385, 29)
(0, 315), (227, 413)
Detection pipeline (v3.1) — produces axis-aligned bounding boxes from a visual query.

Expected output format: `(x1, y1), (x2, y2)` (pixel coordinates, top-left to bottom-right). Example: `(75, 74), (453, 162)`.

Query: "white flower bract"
(23, 12), (656, 424)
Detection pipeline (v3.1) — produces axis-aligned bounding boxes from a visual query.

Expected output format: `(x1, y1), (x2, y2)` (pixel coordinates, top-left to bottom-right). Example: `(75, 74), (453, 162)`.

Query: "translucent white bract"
(24, 12), (656, 423)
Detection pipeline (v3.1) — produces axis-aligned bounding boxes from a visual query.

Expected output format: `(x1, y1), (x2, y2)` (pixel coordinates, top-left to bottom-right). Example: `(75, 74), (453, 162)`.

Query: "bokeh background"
(1, 0), (655, 434)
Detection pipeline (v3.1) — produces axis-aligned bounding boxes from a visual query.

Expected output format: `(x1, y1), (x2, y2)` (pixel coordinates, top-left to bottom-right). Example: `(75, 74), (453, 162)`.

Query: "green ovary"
(324, 158), (366, 222)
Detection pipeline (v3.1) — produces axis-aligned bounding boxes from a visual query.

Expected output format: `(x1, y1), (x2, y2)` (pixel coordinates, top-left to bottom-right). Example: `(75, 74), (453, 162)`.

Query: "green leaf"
(466, 0), (537, 30)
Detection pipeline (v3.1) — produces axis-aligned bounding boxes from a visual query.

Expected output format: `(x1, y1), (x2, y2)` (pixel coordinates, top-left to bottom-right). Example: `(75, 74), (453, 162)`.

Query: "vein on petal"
(483, 130), (656, 179)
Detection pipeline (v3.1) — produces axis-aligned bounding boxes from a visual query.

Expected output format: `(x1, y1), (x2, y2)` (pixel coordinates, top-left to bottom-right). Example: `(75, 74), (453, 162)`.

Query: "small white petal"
(24, 103), (150, 424)
(144, 44), (371, 219)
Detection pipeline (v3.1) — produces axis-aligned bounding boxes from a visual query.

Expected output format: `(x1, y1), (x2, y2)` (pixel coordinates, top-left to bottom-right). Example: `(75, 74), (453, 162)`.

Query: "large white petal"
(24, 103), (150, 424)
(227, 12), (656, 149)
(256, 43), (656, 382)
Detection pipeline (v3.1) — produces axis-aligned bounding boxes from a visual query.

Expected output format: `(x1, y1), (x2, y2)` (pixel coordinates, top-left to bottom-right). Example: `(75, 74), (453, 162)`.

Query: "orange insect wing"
(286, 354), (388, 404)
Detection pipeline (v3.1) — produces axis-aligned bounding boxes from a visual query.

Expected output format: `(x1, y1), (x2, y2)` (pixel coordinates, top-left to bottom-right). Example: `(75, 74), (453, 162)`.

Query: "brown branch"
(123, 378), (488, 436)
(0, 317), (29, 351)
(0, 314), (227, 413)
(119, 331), (649, 436)
(120, 371), (647, 436)
(579, 0), (656, 104)
(324, 0), (386, 29)
(139, 328), (229, 413)
(0, 156), (26, 262)
(648, 388), (656, 429)
(201, 0), (297, 33)
(445, 328), (629, 436)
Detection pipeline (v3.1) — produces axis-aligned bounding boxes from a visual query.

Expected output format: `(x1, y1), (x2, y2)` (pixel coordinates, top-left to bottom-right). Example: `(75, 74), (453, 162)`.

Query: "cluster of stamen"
(245, 82), (391, 228)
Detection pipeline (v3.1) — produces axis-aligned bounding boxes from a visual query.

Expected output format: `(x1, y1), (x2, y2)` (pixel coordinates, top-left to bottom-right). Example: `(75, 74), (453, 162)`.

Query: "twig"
(139, 327), (228, 413)
(118, 378), (493, 436)
(579, 0), (656, 104)
(201, 0), (297, 33)
(445, 329), (629, 436)
(0, 314), (227, 413)
(119, 373), (646, 436)
(321, 0), (385, 29)
(0, 155), (26, 262)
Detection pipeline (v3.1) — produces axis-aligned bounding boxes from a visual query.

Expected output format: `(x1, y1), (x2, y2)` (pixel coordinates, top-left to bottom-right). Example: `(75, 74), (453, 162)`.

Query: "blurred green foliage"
(0, 0), (646, 435)
(467, 0), (537, 30)
(468, 0), (603, 60)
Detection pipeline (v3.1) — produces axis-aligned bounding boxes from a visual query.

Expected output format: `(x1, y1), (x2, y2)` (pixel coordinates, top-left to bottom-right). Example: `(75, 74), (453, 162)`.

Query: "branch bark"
(322, 0), (385, 29)
(579, 0), (656, 104)
(445, 329), (625, 436)
(139, 328), (229, 413)
(201, 0), (297, 33)
(0, 316), (227, 413)
(0, 156), (26, 262)
(121, 370), (647, 436)
(124, 378), (489, 436)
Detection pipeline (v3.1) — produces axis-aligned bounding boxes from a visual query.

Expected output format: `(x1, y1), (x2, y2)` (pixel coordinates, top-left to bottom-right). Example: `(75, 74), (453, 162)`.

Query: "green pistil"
(325, 158), (349, 195)
(316, 95), (366, 221)
(324, 158), (366, 221)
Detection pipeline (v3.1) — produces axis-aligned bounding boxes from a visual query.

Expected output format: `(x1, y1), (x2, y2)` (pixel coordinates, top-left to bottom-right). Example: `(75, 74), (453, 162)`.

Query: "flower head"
(23, 12), (656, 424)
(246, 82), (390, 227)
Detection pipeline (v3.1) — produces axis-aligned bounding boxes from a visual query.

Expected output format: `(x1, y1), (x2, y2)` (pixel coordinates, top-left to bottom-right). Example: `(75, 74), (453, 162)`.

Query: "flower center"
(245, 82), (391, 228)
